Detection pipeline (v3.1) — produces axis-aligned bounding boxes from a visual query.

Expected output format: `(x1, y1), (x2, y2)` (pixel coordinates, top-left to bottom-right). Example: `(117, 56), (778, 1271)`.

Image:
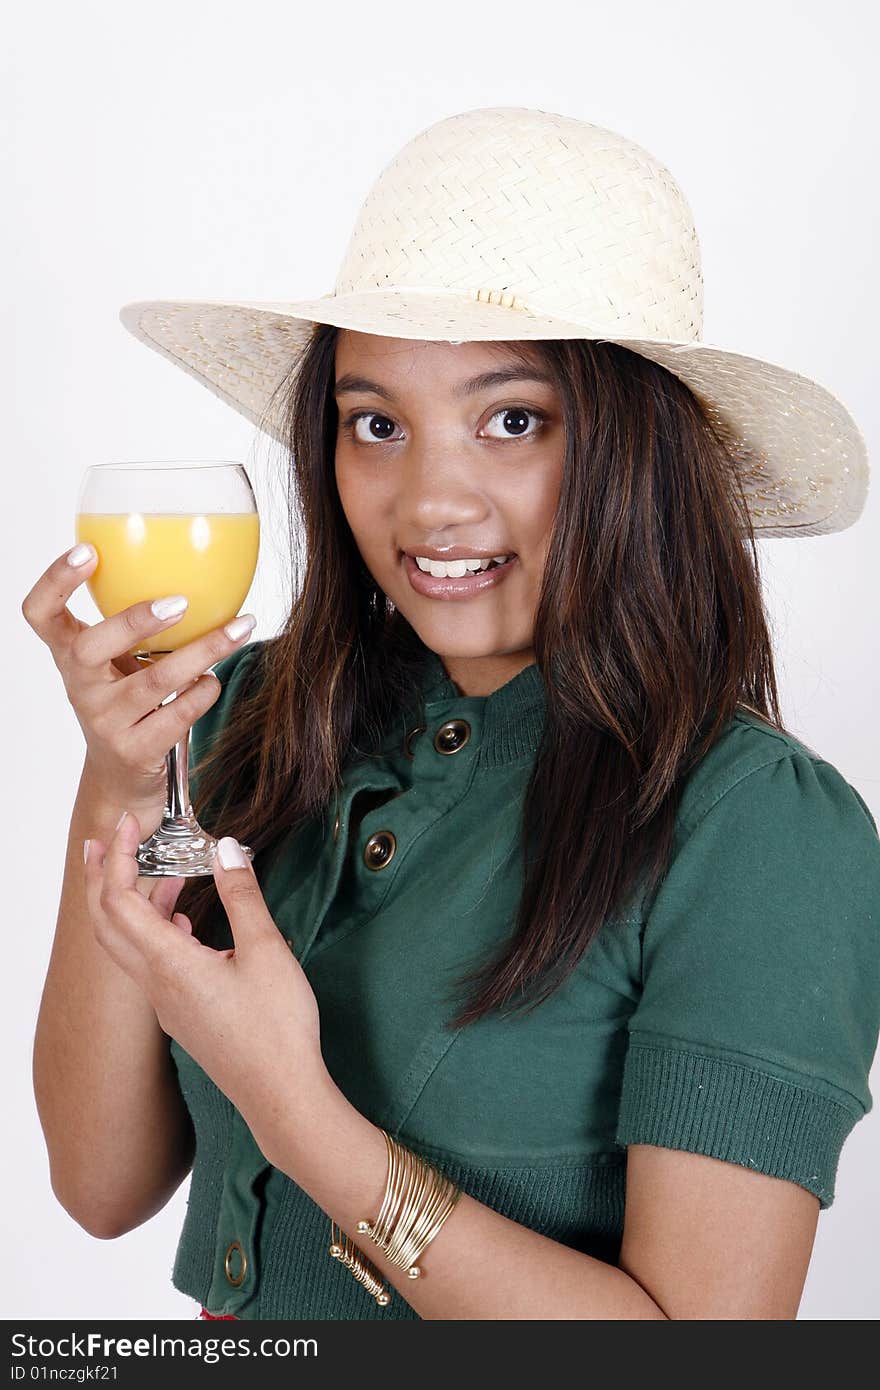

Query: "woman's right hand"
(21, 543), (256, 837)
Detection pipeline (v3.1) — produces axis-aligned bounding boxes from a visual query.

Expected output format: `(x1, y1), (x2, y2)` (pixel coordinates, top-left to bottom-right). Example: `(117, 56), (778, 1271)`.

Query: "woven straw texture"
(119, 106), (868, 538)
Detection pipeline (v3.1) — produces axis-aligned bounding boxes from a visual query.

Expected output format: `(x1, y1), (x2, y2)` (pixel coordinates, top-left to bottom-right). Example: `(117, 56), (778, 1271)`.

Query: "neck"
(435, 648), (537, 698)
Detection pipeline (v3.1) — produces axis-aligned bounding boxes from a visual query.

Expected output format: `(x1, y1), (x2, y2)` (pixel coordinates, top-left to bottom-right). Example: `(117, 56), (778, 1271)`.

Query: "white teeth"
(414, 554), (510, 577)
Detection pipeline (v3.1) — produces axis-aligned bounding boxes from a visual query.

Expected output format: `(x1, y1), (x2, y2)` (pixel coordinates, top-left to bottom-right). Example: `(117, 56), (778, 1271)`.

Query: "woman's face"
(334, 331), (565, 696)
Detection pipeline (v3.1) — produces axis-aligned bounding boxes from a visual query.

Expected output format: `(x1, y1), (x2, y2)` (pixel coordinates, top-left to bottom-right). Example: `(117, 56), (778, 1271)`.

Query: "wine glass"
(75, 462), (260, 876)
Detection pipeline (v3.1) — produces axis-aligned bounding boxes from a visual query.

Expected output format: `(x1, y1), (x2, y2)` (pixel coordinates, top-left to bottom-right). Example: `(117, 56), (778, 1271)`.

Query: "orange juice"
(75, 512), (260, 654)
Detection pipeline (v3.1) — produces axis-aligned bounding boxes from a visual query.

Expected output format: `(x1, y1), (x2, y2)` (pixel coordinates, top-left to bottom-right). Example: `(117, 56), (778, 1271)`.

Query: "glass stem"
(165, 717), (193, 821)
(133, 661), (224, 875)
(157, 685), (196, 830)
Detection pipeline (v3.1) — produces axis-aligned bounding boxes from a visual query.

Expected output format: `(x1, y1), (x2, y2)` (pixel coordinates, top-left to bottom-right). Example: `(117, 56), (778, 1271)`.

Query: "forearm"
(34, 766), (193, 1234)
(250, 1070), (667, 1321)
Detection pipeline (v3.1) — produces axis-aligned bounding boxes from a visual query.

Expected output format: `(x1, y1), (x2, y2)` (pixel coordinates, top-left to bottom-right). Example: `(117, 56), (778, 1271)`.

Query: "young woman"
(28, 107), (880, 1321)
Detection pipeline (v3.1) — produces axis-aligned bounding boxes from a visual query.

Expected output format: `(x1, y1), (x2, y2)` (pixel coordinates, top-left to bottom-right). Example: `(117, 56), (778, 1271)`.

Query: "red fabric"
(199, 1307), (239, 1320)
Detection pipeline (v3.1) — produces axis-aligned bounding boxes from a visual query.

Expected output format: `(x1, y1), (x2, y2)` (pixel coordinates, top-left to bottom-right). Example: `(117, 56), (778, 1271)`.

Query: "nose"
(395, 444), (490, 534)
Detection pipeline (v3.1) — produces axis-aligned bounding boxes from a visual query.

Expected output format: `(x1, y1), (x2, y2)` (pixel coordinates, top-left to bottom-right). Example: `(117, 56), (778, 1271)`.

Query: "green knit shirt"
(168, 640), (880, 1318)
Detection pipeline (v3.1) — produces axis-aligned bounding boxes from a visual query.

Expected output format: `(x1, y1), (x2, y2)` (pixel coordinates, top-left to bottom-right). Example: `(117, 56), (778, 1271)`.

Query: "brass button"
(404, 724), (426, 759)
(225, 1240), (247, 1287)
(363, 830), (396, 871)
(433, 719), (471, 755)
(332, 807), (341, 842)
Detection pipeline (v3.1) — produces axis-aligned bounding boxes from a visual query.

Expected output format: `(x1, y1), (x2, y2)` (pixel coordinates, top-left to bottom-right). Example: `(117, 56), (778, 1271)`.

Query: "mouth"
(401, 551), (519, 600)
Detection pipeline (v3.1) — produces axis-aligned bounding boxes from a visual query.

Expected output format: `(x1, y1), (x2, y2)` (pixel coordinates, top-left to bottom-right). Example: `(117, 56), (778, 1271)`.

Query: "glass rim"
(85, 460), (248, 471)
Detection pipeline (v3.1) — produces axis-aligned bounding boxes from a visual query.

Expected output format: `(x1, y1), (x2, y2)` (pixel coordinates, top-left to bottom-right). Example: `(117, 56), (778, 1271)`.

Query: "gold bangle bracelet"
(384, 1141), (435, 1268)
(328, 1221), (391, 1306)
(390, 1174), (461, 1273)
(327, 1131), (463, 1304)
(369, 1130), (408, 1247)
(357, 1130), (463, 1279)
(384, 1140), (431, 1263)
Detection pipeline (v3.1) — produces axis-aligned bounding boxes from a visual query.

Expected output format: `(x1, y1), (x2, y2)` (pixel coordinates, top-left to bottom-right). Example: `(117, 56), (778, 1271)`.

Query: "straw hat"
(119, 105), (868, 538)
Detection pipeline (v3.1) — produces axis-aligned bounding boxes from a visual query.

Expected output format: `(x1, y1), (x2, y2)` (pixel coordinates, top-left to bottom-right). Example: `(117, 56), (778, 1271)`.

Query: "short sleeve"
(188, 639), (264, 813)
(615, 749), (880, 1208)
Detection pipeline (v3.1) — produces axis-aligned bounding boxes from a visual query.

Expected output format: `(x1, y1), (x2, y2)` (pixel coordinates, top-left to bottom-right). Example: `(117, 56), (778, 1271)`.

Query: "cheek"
(334, 451), (354, 515)
(335, 454), (371, 537)
(335, 454), (396, 564)
(513, 460), (564, 559)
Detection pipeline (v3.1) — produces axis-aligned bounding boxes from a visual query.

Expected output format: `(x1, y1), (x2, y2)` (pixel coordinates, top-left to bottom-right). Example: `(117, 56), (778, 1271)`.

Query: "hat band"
(471, 287), (528, 310)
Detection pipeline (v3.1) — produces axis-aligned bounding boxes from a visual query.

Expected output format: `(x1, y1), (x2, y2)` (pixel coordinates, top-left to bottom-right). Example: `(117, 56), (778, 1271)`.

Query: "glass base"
(135, 814), (254, 877)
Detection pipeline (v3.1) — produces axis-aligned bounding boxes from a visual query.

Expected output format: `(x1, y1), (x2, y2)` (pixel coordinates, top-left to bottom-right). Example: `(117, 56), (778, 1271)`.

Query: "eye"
(339, 404), (547, 445)
(341, 411), (402, 444)
(481, 406), (546, 440)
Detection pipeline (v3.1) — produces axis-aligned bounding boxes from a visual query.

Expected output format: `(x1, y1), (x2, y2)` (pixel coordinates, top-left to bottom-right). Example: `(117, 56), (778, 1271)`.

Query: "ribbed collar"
(412, 643), (546, 769)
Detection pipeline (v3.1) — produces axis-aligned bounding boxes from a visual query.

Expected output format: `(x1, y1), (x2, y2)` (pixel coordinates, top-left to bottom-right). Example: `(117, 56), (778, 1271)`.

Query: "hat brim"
(119, 294), (868, 538)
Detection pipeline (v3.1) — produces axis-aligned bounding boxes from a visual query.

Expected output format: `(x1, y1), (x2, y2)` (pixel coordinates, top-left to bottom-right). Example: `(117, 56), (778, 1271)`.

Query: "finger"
(212, 836), (275, 948)
(149, 876), (187, 921)
(71, 595), (192, 672)
(20, 544), (98, 661)
(171, 912), (195, 936)
(83, 833), (155, 982)
(99, 810), (144, 896)
(120, 613), (257, 724)
(91, 812), (185, 968)
(124, 671), (223, 772)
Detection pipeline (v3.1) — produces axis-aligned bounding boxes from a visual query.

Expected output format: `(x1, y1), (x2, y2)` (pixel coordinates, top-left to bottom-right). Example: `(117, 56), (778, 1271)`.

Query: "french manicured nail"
(217, 836), (249, 869)
(151, 595), (189, 621)
(115, 810), (128, 831)
(67, 543), (96, 567)
(224, 614), (257, 642)
(83, 838), (91, 864)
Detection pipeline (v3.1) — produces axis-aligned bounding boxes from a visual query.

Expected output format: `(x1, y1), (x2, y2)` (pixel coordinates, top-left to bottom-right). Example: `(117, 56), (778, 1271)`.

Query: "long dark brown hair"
(178, 323), (786, 1028)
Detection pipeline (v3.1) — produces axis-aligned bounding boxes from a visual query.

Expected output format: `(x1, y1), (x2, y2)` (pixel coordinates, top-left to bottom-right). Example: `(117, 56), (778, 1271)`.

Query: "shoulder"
(620, 710), (880, 1208)
(636, 707), (880, 1114)
(674, 707), (878, 844)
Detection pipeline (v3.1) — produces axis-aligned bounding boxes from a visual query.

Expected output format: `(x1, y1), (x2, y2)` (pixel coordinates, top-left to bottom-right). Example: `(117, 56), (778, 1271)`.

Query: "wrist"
(243, 1055), (344, 1167)
(77, 761), (163, 833)
(74, 774), (128, 836)
(256, 1067), (389, 1230)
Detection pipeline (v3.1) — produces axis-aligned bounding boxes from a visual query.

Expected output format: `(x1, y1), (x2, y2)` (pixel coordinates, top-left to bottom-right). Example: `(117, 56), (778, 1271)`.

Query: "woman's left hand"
(83, 812), (326, 1146)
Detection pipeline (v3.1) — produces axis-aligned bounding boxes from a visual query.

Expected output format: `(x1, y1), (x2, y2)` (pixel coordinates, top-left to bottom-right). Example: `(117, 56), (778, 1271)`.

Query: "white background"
(3, 0), (878, 1321)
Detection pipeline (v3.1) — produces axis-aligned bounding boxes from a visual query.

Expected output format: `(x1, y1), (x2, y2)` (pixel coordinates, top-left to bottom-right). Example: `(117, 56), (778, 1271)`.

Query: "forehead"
(333, 329), (548, 389)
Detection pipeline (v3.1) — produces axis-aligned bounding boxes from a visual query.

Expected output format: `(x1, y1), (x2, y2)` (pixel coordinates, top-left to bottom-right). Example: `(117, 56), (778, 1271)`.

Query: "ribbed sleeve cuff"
(615, 1041), (862, 1209)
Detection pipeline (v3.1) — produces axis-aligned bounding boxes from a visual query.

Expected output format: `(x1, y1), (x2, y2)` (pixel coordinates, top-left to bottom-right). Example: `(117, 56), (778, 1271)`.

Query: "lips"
(402, 551), (518, 600)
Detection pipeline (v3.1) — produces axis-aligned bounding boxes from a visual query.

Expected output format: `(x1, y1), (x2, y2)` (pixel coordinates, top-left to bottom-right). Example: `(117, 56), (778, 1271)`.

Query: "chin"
(408, 620), (518, 661)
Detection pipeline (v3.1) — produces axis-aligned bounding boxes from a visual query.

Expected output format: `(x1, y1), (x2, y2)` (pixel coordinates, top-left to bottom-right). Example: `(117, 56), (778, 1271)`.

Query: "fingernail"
(115, 810), (128, 831)
(224, 614), (257, 643)
(83, 838), (91, 864)
(217, 836), (249, 869)
(67, 543), (96, 567)
(151, 595), (189, 621)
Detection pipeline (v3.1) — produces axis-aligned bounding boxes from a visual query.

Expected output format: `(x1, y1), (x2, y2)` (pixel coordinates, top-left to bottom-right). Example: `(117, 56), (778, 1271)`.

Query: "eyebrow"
(333, 365), (555, 402)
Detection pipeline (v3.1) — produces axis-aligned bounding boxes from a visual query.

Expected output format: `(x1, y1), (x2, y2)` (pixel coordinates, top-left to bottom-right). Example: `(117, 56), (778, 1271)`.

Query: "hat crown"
(333, 106), (704, 341)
